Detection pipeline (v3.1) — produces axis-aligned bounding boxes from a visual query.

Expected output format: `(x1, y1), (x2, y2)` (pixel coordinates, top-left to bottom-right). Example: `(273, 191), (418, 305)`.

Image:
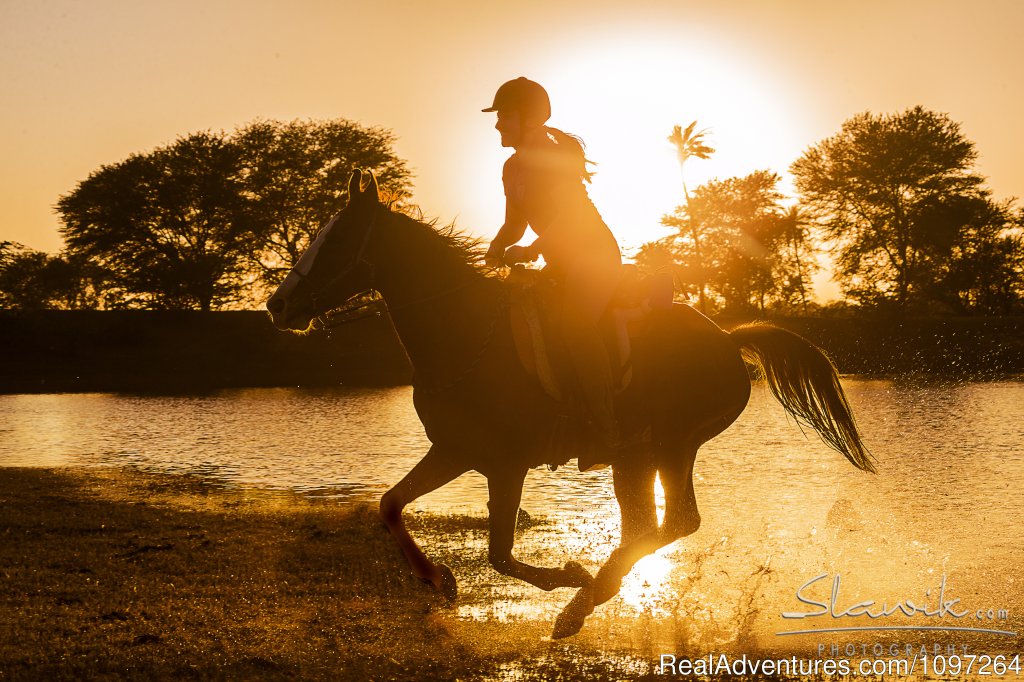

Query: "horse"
(266, 170), (875, 639)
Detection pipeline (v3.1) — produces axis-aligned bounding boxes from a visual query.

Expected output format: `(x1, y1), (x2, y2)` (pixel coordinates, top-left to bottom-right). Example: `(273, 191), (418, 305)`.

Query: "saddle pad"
(509, 284), (637, 402)
(510, 294), (566, 401)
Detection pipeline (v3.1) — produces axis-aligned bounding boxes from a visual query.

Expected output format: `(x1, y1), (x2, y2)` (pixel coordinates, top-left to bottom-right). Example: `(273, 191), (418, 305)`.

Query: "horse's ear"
(363, 171), (380, 203)
(347, 169), (363, 204)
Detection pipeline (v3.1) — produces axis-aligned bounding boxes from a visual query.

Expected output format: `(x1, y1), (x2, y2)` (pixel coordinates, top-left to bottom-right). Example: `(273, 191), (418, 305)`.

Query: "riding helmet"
(482, 77), (551, 123)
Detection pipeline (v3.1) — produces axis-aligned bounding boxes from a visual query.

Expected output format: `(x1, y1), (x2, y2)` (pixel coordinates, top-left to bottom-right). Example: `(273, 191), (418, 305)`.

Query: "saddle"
(507, 264), (673, 403)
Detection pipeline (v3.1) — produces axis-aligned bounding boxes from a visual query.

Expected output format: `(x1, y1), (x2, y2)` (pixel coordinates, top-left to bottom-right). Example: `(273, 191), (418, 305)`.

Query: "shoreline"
(2, 311), (1023, 394)
(4, 466), (1020, 679)
(0, 467), (640, 681)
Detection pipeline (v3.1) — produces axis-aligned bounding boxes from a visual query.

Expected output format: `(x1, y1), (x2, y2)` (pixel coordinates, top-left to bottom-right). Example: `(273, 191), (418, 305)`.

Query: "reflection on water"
(1, 380), (1022, 662)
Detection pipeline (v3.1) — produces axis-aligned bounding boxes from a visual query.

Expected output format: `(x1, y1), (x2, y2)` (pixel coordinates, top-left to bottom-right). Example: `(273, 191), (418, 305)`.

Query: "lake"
(2, 379), (1021, 669)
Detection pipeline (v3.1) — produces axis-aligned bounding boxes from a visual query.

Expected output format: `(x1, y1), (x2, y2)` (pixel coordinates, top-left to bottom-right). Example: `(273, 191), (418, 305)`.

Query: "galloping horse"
(266, 170), (875, 638)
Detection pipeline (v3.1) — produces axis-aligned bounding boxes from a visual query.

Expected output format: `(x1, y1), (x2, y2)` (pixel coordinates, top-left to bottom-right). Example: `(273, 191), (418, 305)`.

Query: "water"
(2, 380), (1022, 666)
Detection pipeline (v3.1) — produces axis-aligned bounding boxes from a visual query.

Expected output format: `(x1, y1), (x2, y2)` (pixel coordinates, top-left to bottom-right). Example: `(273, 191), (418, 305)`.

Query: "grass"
(0, 468), (663, 681)
(3, 467), (904, 681)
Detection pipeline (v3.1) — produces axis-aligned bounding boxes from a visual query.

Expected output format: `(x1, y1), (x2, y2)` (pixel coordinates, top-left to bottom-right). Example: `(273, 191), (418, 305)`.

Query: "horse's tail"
(728, 323), (876, 473)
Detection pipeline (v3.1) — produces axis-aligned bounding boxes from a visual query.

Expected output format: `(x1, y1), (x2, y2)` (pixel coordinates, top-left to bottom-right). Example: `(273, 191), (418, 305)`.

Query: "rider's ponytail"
(544, 126), (595, 183)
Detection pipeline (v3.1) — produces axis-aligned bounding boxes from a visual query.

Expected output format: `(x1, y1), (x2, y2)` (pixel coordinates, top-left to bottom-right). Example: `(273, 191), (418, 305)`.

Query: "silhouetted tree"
(792, 106), (987, 309)
(775, 206), (818, 312)
(58, 133), (259, 311)
(634, 239), (692, 301)
(56, 119), (411, 310)
(659, 171), (804, 313)
(918, 196), (1024, 314)
(235, 120), (412, 293)
(0, 242), (104, 309)
(667, 121), (715, 312)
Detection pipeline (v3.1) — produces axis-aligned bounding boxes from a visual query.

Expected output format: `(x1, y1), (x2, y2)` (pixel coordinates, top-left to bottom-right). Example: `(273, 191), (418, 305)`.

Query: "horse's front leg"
(486, 467), (593, 591)
(380, 446), (470, 600)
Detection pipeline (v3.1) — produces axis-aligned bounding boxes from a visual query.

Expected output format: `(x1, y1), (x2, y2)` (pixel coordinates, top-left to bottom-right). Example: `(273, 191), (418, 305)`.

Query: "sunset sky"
(3, 0), (1022, 300)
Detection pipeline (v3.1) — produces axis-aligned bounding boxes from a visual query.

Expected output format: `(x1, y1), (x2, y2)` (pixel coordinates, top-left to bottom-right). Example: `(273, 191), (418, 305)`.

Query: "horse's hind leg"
(552, 442), (700, 639)
(659, 438), (702, 539)
(614, 454), (659, 544)
(380, 446), (470, 600)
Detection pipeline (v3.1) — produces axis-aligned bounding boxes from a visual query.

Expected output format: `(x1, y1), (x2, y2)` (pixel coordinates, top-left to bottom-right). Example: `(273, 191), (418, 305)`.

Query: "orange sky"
(3, 0), (1023, 301)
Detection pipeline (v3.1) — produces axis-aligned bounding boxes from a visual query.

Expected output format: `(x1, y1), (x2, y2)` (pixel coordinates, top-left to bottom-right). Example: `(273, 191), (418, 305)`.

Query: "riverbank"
(0, 468), (674, 681)
(1, 310), (1022, 393)
(724, 313), (1024, 377)
(0, 310), (412, 393)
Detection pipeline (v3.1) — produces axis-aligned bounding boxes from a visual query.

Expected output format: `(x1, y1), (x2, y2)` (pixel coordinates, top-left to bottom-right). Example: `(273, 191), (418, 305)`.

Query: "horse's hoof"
(551, 587), (594, 640)
(436, 564), (458, 602)
(562, 561), (594, 588)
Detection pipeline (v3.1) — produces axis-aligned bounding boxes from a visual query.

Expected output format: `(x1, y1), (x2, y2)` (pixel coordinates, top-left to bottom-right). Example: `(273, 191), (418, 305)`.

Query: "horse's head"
(266, 169), (381, 331)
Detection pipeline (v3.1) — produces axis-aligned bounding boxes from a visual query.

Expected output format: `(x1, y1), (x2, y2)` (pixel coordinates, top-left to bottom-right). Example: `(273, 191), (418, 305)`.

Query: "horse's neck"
(373, 220), (499, 385)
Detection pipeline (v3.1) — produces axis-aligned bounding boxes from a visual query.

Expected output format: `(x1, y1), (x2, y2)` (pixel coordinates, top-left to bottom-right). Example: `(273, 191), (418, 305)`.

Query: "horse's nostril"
(267, 297), (285, 315)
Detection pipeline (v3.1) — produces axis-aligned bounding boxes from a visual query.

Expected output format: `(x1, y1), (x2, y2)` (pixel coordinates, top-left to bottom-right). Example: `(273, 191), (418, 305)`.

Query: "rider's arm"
(485, 205), (528, 266)
(492, 202), (528, 251)
(486, 156), (532, 264)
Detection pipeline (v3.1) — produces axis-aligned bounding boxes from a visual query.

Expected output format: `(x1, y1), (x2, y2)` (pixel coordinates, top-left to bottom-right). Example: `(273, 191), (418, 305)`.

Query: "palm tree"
(667, 121), (715, 312)
(668, 121), (714, 202)
(777, 205), (813, 313)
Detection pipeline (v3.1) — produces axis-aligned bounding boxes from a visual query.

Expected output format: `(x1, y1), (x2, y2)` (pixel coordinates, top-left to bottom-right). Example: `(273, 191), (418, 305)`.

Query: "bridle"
(290, 207), (379, 324)
(287, 204), (507, 393)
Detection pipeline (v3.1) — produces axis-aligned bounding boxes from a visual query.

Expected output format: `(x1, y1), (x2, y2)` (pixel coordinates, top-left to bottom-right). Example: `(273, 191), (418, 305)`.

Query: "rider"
(482, 77), (625, 463)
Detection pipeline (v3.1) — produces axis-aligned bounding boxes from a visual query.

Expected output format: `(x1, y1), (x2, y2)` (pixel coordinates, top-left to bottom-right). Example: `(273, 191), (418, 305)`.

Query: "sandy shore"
(5, 467), (1019, 680)
(0, 467), (654, 681)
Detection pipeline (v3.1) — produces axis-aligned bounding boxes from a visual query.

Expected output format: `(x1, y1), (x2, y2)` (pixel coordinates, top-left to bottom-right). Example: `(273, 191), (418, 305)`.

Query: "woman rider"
(482, 77), (625, 463)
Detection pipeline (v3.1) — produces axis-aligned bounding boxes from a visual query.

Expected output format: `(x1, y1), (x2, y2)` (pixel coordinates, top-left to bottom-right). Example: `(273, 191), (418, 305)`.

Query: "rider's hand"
(503, 245), (538, 265)
(484, 243), (506, 268)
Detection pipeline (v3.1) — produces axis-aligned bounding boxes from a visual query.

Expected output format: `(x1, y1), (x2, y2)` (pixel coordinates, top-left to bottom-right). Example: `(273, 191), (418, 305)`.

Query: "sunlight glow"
(654, 471), (665, 526)
(538, 35), (805, 254)
(619, 473), (671, 613)
(619, 550), (675, 615)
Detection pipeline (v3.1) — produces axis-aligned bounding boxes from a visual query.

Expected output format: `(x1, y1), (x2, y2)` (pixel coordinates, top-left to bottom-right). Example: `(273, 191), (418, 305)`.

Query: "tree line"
(642, 107), (1024, 315)
(1, 120), (411, 311)
(1, 107), (1022, 314)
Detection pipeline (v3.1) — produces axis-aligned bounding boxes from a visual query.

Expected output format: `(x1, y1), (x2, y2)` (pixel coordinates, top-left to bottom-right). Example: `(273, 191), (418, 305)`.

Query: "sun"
(538, 35), (805, 255)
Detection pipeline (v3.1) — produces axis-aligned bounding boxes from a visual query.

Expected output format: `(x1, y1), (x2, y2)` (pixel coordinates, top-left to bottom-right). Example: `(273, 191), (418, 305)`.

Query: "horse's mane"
(387, 207), (501, 279)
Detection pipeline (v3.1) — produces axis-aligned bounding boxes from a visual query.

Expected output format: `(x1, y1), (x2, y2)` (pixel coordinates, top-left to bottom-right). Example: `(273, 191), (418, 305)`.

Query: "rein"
(317, 280), (477, 330)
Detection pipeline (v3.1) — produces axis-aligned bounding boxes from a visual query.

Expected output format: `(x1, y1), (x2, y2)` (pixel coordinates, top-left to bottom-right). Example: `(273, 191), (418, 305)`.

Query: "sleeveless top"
(502, 138), (621, 271)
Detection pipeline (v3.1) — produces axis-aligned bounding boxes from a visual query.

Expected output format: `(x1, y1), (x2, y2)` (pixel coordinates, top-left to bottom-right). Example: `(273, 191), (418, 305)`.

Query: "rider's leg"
(562, 312), (620, 448)
(561, 261), (622, 463)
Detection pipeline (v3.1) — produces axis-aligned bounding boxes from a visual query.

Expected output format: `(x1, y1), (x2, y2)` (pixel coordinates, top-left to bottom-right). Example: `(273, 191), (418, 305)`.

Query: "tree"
(58, 133), (260, 311)
(667, 121), (715, 311)
(235, 120), (412, 293)
(775, 206), (818, 312)
(791, 106), (987, 308)
(658, 171), (804, 313)
(922, 196), (1024, 314)
(667, 121), (715, 200)
(0, 242), (103, 309)
(634, 239), (692, 301)
(56, 119), (412, 310)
